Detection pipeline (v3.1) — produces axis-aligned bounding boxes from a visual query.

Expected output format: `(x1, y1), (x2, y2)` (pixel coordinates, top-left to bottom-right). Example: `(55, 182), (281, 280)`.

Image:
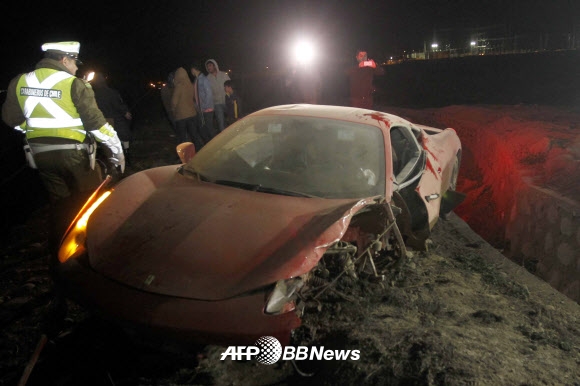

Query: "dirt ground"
(1, 104), (580, 385)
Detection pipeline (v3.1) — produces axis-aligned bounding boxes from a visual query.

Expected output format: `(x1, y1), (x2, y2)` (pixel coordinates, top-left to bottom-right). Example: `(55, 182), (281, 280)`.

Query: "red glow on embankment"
(384, 105), (580, 248)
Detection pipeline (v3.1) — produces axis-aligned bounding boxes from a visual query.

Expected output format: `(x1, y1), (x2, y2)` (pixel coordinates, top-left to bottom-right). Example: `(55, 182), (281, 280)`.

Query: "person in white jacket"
(205, 59), (230, 134)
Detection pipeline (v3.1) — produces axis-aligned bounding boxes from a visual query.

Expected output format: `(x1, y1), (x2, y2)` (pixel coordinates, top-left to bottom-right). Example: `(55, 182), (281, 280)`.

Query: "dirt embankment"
(384, 104), (580, 248)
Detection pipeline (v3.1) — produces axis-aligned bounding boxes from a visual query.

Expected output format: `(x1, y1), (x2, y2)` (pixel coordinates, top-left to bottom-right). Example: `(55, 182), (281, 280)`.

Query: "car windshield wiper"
(180, 166), (210, 182)
(256, 185), (318, 198)
(214, 180), (316, 198)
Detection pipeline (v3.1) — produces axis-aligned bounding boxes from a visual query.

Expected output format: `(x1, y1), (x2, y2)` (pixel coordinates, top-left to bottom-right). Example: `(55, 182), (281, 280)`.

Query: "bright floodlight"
(293, 40), (315, 65)
(470, 41), (476, 46)
(431, 43), (438, 49)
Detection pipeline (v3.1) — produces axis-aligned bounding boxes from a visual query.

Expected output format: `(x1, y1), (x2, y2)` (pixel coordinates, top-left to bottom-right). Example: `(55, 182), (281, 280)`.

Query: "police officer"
(1, 41), (125, 251)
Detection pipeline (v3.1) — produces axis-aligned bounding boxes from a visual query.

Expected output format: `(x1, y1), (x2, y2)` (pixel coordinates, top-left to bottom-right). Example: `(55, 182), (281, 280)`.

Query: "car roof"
(248, 104), (413, 129)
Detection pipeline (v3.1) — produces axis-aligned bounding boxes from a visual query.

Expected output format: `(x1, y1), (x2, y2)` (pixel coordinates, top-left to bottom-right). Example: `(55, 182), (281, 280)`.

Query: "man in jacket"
(91, 72), (133, 160)
(170, 67), (198, 146)
(191, 61), (215, 148)
(348, 50), (385, 109)
(205, 59), (230, 134)
(1, 41), (125, 251)
(160, 71), (176, 134)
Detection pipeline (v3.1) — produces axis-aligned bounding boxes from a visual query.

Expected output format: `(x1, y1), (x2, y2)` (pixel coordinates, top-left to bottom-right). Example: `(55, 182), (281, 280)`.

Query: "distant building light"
(470, 41), (476, 46)
(431, 43), (438, 49)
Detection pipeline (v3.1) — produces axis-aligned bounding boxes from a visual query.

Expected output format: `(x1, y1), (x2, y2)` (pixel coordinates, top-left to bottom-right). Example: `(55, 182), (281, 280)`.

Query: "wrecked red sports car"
(55, 104), (463, 346)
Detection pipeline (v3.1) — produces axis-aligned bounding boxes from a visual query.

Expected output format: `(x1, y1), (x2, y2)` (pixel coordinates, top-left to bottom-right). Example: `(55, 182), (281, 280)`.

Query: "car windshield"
(183, 115), (386, 199)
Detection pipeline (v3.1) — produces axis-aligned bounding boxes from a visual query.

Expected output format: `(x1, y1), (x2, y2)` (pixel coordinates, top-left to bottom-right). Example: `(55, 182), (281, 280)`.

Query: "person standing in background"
(170, 67), (198, 146)
(161, 71), (176, 136)
(348, 50), (385, 109)
(91, 72), (133, 160)
(224, 79), (242, 126)
(205, 59), (230, 134)
(191, 61), (214, 150)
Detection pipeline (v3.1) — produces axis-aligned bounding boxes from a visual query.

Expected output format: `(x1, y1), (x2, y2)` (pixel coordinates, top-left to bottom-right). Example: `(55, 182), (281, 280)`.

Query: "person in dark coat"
(161, 71), (176, 135)
(347, 50), (385, 109)
(224, 79), (243, 126)
(91, 72), (133, 157)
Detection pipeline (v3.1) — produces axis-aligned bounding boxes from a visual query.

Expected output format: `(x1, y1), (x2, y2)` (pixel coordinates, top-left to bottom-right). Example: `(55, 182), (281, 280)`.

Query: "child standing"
(224, 80), (243, 127)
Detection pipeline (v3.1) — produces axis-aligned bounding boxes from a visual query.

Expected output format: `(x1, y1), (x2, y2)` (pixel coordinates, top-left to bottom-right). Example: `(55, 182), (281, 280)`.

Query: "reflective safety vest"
(16, 68), (86, 142)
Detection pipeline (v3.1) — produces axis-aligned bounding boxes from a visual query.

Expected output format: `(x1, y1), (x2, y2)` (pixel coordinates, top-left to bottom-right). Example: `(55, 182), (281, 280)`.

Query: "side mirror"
(176, 142), (196, 164)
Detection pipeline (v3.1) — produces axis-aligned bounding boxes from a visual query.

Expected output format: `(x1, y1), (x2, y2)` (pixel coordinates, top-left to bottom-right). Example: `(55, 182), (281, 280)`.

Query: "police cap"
(41, 41), (83, 65)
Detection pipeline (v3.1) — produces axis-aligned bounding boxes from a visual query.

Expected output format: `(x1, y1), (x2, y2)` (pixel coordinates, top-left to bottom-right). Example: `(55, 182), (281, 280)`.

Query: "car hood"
(87, 166), (376, 300)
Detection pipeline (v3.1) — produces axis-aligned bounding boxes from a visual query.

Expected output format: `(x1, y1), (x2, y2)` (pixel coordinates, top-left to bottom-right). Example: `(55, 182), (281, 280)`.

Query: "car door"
(390, 125), (444, 232)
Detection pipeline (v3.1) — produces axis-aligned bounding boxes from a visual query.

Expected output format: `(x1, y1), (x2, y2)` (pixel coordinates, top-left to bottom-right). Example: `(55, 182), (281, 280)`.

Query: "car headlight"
(264, 277), (304, 315)
(58, 190), (111, 263)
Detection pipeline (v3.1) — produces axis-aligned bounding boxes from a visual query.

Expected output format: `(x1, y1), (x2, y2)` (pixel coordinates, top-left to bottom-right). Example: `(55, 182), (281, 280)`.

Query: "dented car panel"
(88, 177), (376, 299)
(57, 257), (302, 346)
(416, 127), (461, 230)
(55, 104), (462, 345)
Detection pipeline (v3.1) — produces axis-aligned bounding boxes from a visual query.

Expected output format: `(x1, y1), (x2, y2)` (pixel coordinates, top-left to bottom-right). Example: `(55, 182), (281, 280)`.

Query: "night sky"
(2, 0), (579, 92)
